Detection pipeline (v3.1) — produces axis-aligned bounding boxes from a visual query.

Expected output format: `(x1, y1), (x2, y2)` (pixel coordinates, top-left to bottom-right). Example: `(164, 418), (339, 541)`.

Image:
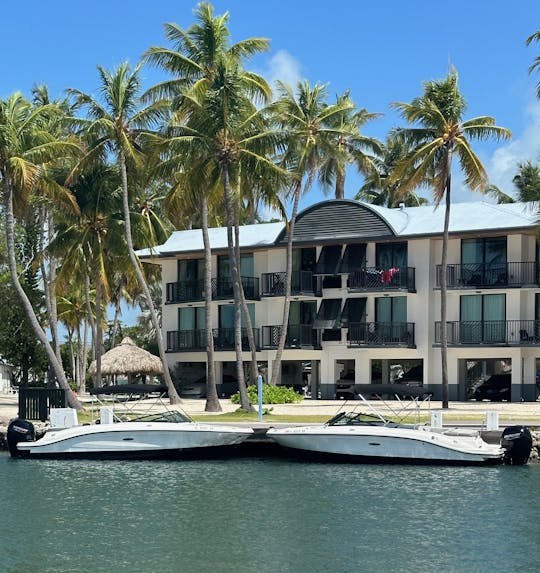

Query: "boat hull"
(15, 422), (253, 459)
(267, 425), (505, 465)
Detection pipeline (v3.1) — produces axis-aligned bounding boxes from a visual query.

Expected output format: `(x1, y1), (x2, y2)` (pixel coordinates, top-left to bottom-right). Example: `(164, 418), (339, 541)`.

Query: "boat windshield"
(327, 412), (388, 426)
(129, 411), (191, 424)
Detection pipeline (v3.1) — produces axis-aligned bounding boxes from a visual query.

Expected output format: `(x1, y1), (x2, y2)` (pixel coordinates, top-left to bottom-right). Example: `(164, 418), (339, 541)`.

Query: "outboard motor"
(501, 425), (533, 465)
(7, 419), (35, 457)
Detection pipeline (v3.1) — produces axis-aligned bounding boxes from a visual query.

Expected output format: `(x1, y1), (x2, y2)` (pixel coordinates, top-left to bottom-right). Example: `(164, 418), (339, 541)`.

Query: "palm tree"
(145, 4), (275, 411)
(391, 69), (511, 408)
(142, 2), (270, 105)
(162, 59), (283, 411)
(0, 93), (83, 409)
(526, 30), (540, 97)
(67, 63), (181, 403)
(269, 81), (357, 386)
(513, 161), (540, 203)
(51, 163), (127, 390)
(319, 91), (381, 199)
(355, 135), (429, 207)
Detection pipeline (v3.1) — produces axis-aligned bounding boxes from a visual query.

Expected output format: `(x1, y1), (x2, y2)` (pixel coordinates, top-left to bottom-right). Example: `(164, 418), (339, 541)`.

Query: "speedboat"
(7, 385), (253, 459)
(266, 411), (532, 465)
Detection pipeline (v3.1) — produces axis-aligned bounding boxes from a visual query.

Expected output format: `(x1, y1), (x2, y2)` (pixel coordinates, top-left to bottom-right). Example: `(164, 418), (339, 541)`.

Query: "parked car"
(473, 373), (511, 401)
(178, 374), (238, 399)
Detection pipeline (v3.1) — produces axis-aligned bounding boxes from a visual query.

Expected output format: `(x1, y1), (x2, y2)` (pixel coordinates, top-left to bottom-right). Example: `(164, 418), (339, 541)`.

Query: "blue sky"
(3, 0), (540, 208)
(3, 1), (540, 326)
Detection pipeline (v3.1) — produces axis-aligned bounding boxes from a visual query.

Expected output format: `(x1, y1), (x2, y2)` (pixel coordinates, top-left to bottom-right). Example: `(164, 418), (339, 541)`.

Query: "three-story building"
(141, 199), (540, 401)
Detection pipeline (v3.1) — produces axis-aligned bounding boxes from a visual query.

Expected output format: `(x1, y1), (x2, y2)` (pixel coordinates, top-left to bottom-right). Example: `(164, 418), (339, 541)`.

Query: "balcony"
(165, 280), (205, 303)
(166, 329), (206, 351)
(261, 271), (319, 297)
(166, 328), (260, 352)
(212, 327), (260, 351)
(434, 320), (540, 346)
(347, 267), (416, 292)
(347, 322), (416, 347)
(436, 262), (540, 289)
(261, 324), (321, 349)
(212, 277), (260, 300)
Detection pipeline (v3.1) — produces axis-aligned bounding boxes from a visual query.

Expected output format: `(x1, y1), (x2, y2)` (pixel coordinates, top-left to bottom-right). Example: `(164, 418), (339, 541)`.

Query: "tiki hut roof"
(88, 337), (164, 377)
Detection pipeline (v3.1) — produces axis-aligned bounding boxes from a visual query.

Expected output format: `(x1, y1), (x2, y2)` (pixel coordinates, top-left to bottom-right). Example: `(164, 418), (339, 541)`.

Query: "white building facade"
(142, 199), (540, 402)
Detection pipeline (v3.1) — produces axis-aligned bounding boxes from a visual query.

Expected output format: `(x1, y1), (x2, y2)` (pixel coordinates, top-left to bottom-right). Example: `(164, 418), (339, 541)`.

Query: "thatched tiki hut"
(88, 337), (164, 386)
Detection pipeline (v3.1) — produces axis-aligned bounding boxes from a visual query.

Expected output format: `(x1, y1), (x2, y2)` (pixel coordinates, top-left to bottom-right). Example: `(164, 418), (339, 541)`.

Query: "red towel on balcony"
(381, 267), (400, 284)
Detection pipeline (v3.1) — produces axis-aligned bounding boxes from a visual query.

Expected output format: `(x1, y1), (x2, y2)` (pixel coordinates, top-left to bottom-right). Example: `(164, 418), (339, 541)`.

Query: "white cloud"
(265, 50), (302, 88)
(488, 98), (540, 198)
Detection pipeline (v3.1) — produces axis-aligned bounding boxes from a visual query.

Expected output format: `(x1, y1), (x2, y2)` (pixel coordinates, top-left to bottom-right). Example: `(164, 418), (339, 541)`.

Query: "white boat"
(7, 385), (253, 459)
(267, 410), (532, 465)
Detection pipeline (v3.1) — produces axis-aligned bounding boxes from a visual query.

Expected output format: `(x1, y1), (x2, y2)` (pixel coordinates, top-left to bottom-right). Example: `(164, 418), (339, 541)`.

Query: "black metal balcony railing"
(212, 276), (260, 300)
(261, 271), (318, 297)
(435, 320), (540, 346)
(166, 328), (260, 352)
(261, 324), (321, 349)
(165, 279), (205, 303)
(166, 329), (206, 351)
(347, 267), (416, 292)
(347, 322), (416, 347)
(436, 262), (540, 289)
(212, 327), (259, 351)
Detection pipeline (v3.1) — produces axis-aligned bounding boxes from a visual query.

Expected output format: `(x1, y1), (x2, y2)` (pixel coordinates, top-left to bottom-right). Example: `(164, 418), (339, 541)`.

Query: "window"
(460, 294), (505, 343)
(289, 301), (317, 326)
(293, 247), (316, 272)
(461, 237), (507, 286)
(314, 299), (342, 329)
(217, 253), (254, 279)
(178, 259), (204, 282)
(375, 297), (407, 323)
(219, 304), (255, 329)
(376, 242), (407, 269)
(339, 244), (366, 274)
(178, 307), (205, 331)
(314, 245), (342, 275)
(340, 298), (367, 327)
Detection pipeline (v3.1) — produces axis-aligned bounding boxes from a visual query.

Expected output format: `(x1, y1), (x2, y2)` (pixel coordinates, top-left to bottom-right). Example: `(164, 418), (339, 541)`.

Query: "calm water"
(0, 451), (539, 573)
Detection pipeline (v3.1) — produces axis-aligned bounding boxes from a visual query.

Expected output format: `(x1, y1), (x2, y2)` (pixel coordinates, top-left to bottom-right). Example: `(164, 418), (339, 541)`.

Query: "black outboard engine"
(501, 425), (533, 465)
(7, 419), (35, 457)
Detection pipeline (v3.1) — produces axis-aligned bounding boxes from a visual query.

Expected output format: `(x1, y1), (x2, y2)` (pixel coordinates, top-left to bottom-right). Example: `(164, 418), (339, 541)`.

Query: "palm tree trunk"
(235, 219), (259, 386)
(201, 193), (221, 412)
(335, 168), (346, 199)
(440, 151), (452, 409)
(81, 318), (90, 393)
(85, 274), (96, 360)
(110, 297), (122, 348)
(271, 181), (302, 386)
(221, 165), (252, 411)
(39, 207), (62, 362)
(3, 177), (83, 411)
(94, 280), (103, 388)
(119, 152), (181, 404)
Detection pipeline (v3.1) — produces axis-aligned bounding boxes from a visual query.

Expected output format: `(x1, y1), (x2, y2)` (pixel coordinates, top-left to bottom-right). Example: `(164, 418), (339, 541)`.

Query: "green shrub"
(230, 384), (304, 405)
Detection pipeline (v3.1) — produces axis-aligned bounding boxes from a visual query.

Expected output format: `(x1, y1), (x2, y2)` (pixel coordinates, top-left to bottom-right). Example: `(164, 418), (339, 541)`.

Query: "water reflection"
(0, 453), (538, 573)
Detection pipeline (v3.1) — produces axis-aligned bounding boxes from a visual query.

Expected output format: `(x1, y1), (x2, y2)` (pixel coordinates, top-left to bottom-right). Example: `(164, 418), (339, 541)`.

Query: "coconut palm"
(526, 30), (540, 97)
(145, 4), (275, 411)
(513, 161), (540, 203)
(67, 63), (181, 403)
(319, 91), (381, 199)
(51, 163), (127, 390)
(162, 58), (284, 411)
(355, 135), (429, 207)
(142, 2), (270, 105)
(269, 81), (357, 385)
(391, 69), (511, 408)
(0, 93), (83, 409)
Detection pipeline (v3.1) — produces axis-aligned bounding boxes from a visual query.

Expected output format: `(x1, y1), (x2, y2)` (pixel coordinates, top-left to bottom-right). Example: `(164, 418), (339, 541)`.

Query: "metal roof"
(138, 200), (537, 258)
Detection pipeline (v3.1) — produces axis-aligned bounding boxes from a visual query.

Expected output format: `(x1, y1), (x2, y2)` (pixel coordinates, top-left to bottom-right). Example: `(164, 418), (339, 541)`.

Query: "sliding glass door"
(460, 294), (505, 343)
